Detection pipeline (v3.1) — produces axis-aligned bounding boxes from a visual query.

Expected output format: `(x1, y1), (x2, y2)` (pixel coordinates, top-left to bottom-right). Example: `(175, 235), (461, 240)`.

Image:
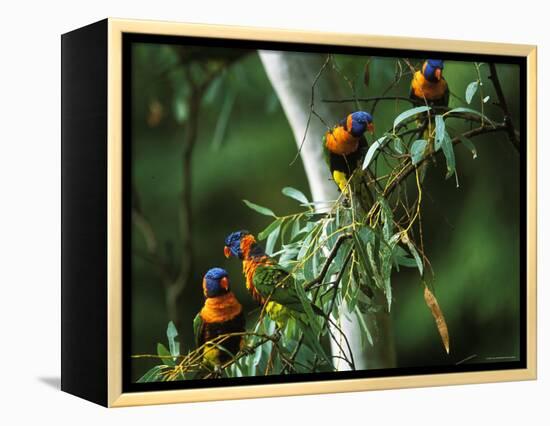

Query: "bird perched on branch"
(193, 267), (245, 366)
(410, 59), (449, 107)
(323, 111), (375, 194)
(409, 60), (450, 167)
(224, 230), (309, 329)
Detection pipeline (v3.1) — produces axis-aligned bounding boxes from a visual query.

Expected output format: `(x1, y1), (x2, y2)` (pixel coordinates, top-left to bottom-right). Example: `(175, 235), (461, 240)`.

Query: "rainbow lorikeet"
(410, 59), (449, 107)
(410, 60), (450, 161)
(193, 267), (245, 366)
(224, 230), (307, 328)
(323, 111), (375, 194)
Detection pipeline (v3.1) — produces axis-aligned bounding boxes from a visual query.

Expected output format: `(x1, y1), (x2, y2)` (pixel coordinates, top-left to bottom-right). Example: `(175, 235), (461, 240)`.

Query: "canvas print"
(127, 38), (523, 386)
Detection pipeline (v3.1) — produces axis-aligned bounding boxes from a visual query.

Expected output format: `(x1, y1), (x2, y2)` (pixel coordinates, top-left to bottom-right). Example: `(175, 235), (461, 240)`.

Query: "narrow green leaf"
(300, 321), (332, 367)
(282, 187), (309, 205)
(353, 232), (373, 276)
(459, 135), (478, 159)
(157, 343), (175, 366)
(354, 305), (374, 347)
(251, 342), (263, 371)
(465, 81), (479, 104)
(166, 321), (180, 358)
(291, 217), (301, 239)
(297, 231), (314, 261)
(265, 224), (281, 255)
(293, 283), (331, 366)
(393, 106), (431, 130)
(434, 115), (445, 152)
(441, 131), (456, 178)
(362, 136), (386, 170)
(137, 365), (164, 383)
(393, 137), (405, 154)
(378, 197), (393, 241)
(395, 254), (418, 268)
(258, 219), (282, 241)
(405, 240), (424, 276)
(305, 212), (328, 222)
(243, 199), (276, 217)
(410, 139), (428, 166)
(446, 107), (493, 125)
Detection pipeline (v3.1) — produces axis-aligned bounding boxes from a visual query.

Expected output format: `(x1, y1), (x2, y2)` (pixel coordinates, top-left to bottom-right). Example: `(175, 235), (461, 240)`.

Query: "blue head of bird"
(224, 230), (251, 259)
(422, 59), (445, 82)
(202, 267), (231, 298)
(347, 111), (374, 137)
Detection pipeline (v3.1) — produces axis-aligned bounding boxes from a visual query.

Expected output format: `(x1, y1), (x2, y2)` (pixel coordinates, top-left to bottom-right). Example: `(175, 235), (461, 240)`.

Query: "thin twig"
(304, 234), (352, 290)
(290, 55), (332, 166)
(384, 123), (508, 197)
(488, 63), (520, 152)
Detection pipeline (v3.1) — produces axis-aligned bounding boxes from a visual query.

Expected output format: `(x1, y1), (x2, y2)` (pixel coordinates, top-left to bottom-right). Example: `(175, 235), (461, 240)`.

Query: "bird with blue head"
(224, 229), (309, 328)
(193, 267), (245, 366)
(410, 59), (449, 106)
(323, 110), (374, 194)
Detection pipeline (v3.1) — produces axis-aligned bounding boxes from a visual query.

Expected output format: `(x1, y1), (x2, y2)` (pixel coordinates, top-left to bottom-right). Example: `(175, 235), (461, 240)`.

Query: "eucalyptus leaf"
(157, 343), (175, 366)
(258, 219), (282, 241)
(166, 321), (180, 358)
(465, 81), (479, 104)
(446, 107), (493, 125)
(393, 137), (405, 154)
(293, 283), (331, 366)
(434, 115), (445, 152)
(243, 199), (276, 217)
(405, 240), (424, 276)
(395, 254), (419, 268)
(291, 217), (301, 239)
(265, 224), (281, 255)
(354, 306), (374, 347)
(441, 131), (456, 178)
(459, 135), (478, 159)
(410, 139), (428, 166)
(362, 136), (386, 170)
(137, 365), (164, 383)
(297, 235), (311, 263)
(393, 106), (431, 130)
(378, 197), (393, 241)
(282, 187), (309, 205)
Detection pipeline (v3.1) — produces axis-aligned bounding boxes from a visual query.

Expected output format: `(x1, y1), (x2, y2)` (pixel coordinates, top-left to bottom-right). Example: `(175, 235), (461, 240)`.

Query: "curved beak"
(220, 277), (229, 291)
(224, 246), (232, 258)
(434, 68), (442, 81)
(367, 122), (375, 134)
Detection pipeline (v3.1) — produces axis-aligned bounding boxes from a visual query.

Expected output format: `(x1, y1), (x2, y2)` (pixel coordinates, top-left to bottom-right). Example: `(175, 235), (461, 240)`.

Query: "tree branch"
(304, 234), (352, 290)
(384, 123), (508, 197)
(488, 63), (520, 152)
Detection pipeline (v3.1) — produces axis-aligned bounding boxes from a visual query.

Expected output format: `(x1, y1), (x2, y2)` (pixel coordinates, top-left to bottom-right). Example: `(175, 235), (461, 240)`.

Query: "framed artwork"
(61, 18), (537, 407)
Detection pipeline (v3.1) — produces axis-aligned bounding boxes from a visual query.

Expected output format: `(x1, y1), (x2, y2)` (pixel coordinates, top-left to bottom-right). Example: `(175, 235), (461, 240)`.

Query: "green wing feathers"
(193, 313), (204, 348)
(252, 264), (305, 312)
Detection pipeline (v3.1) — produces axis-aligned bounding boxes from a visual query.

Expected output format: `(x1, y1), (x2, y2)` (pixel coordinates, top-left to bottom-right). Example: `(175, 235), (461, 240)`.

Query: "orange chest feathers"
(325, 126), (359, 156)
(242, 256), (271, 305)
(411, 71), (448, 101)
(200, 292), (243, 324)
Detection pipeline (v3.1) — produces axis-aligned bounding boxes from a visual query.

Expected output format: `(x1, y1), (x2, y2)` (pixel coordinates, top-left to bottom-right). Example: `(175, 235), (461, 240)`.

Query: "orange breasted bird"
(323, 111), (374, 194)
(224, 230), (308, 328)
(410, 59), (449, 107)
(193, 267), (245, 366)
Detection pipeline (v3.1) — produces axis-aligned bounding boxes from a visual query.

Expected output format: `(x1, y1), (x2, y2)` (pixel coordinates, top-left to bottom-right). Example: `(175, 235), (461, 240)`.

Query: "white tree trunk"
(259, 50), (396, 370)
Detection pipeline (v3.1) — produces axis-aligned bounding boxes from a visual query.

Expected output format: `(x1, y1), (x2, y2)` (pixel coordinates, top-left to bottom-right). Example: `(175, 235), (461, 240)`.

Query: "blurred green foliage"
(131, 42), (521, 380)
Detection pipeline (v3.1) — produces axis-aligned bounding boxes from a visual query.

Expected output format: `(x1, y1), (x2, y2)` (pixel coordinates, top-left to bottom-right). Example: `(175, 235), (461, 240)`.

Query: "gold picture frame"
(61, 17), (537, 407)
